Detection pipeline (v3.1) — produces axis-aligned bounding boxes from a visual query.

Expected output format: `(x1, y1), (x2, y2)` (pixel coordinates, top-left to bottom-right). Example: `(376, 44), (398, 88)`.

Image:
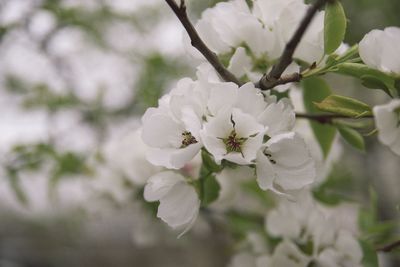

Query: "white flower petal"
(228, 47), (252, 78)
(266, 206), (302, 239)
(208, 83), (238, 116)
(271, 240), (311, 267)
(200, 134), (226, 164)
(266, 132), (316, 191)
(169, 143), (202, 169)
(180, 107), (203, 139)
(146, 143), (202, 169)
(242, 133), (265, 163)
(373, 99), (400, 156)
(157, 181), (200, 229)
(141, 113), (183, 148)
(224, 152), (253, 165)
(267, 132), (310, 166)
(144, 171), (184, 202)
(235, 82), (267, 117)
(257, 99), (295, 136)
(256, 149), (276, 191)
(360, 27), (400, 74)
(232, 108), (265, 137)
(202, 110), (233, 138)
(335, 231), (363, 263)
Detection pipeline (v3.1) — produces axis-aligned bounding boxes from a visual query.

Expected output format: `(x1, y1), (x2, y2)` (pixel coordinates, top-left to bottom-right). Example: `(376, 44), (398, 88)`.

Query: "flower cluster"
(187, 0), (325, 84)
(229, 191), (363, 267)
(141, 64), (316, 233)
(136, 0), (400, 264)
(359, 27), (400, 156)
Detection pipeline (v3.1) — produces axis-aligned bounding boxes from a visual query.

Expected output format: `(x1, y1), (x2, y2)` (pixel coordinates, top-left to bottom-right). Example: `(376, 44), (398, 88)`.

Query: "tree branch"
(256, 73), (302, 90)
(165, 0), (242, 86)
(258, 0), (332, 90)
(296, 113), (374, 124)
(376, 239), (400, 253)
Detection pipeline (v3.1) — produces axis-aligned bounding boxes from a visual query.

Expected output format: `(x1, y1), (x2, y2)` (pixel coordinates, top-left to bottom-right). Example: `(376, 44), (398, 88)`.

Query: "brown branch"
(258, 0), (332, 90)
(296, 113), (374, 124)
(165, 0), (242, 86)
(256, 72), (302, 90)
(376, 239), (400, 253)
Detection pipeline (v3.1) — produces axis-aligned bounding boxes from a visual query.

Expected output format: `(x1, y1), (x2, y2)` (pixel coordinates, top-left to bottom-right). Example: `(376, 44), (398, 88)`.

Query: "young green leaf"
(324, 1), (347, 54)
(395, 79), (400, 97)
(201, 149), (223, 173)
(314, 94), (372, 118)
(200, 173), (220, 206)
(302, 77), (336, 159)
(360, 240), (379, 267)
(361, 75), (392, 96)
(337, 124), (365, 151)
(335, 63), (397, 96)
(7, 169), (28, 206)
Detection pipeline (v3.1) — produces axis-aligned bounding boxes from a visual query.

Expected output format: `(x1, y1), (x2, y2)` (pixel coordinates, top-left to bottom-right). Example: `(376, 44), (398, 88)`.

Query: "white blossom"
(141, 84), (203, 169)
(265, 191), (363, 266)
(144, 171), (200, 236)
(233, 83), (296, 137)
(256, 132), (316, 194)
(316, 231), (363, 267)
(228, 47), (254, 78)
(254, 0), (325, 63)
(359, 27), (400, 74)
(201, 108), (266, 165)
(104, 128), (162, 185)
(195, 0), (325, 64)
(194, 0), (270, 56)
(373, 99), (400, 155)
(271, 240), (311, 267)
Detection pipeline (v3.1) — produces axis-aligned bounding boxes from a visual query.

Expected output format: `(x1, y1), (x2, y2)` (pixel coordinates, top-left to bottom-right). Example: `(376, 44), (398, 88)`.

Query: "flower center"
(222, 130), (247, 154)
(181, 131), (198, 148)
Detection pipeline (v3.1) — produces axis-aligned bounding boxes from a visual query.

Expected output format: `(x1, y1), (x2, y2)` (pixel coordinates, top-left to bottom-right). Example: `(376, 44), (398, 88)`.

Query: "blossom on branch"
(144, 171), (200, 237)
(359, 27), (400, 74)
(373, 99), (400, 156)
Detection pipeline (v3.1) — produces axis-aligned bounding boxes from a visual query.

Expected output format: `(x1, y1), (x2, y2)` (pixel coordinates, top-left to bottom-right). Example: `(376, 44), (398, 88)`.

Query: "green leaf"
(302, 77), (336, 158)
(361, 75), (389, 89)
(335, 63), (396, 96)
(395, 79), (400, 97)
(200, 173), (220, 206)
(315, 94), (372, 118)
(201, 149), (223, 173)
(360, 240), (379, 267)
(359, 187), (378, 233)
(359, 188), (397, 245)
(324, 1), (347, 54)
(337, 124), (365, 151)
(6, 169), (28, 206)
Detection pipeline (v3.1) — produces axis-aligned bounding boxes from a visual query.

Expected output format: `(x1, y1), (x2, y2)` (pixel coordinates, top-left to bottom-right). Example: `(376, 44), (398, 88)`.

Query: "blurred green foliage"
(3, 143), (91, 206)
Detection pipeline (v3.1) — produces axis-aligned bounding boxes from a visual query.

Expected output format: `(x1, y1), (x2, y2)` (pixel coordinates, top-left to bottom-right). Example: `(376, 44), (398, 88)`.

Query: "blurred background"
(0, 0), (399, 266)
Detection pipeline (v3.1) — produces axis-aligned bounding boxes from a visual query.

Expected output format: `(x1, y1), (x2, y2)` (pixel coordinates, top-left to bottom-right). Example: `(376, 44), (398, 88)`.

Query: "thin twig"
(165, 0), (242, 86)
(376, 239), (400, 253)
(296, 113), (374, 124)
(258, 0), (332, 90)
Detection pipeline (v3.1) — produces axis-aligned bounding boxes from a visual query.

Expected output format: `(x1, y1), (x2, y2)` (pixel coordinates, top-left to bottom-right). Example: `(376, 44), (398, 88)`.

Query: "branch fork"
(165, 0), (331, 91)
